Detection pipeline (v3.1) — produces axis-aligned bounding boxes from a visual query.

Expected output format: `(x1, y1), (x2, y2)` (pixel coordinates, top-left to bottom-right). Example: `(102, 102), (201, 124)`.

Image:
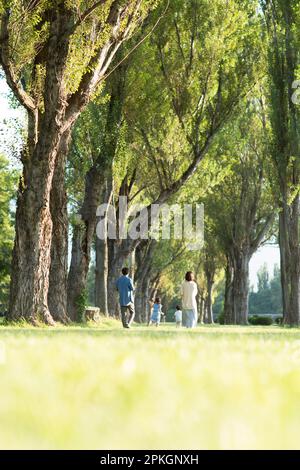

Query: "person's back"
(181, 271), (198, 328)
(181, 280), (197, 311)
(174, 305), (182, 327)
(116, 275), (134, 306)
(116, 267), (135, 329)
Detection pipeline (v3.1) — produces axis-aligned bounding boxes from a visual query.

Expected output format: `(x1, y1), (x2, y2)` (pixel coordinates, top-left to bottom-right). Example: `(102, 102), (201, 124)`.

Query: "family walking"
(116, 268), (198, 329)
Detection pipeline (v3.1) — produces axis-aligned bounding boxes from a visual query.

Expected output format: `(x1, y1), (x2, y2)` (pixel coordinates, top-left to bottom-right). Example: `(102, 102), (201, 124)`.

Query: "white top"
(175, 310), (182, 322)
(181, 280), (198, 311)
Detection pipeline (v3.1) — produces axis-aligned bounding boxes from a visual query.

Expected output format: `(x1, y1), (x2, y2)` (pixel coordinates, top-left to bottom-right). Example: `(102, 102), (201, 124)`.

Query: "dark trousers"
(121, 303), (135, 327)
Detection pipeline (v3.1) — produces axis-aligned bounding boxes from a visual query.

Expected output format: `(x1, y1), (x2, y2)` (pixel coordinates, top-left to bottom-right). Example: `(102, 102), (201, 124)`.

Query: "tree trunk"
(9, 110), (70, 325)
(232, 251), (250, 325)
(8, 8), (74, 324)
(224, 251), (250, 325)
(134, 279), (144, 323)
(95, 236), (109, 316)
(68, 74), (125, 321)
(48, 131), (71, 323)
(135, 274), (151, 323)
(107, 246), (129, 317)
(8, 122), (71, 324)
(280, 194), (300, 325)
(223, 256), (235, 325)
(149, 278), (160, 303)
(95, 181), (113, 315)
(107, 239), (140, 318)
(142, 278), (150, 323)
(67, 167), (103, 321)
(289, 194), (300, 323)
(266, 0), (300, 326)
(198, 293), (205, 324)
(9, 154), (57, 324)
(134, 241), (157, 322)
(205, 277), (214, 324)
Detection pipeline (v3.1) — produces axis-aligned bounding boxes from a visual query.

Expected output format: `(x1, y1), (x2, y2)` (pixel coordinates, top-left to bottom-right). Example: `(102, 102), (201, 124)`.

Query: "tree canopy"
(0, 0), (299, 325)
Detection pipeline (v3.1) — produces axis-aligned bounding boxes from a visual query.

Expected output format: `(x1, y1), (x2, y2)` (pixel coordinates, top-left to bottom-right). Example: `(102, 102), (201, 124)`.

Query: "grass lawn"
(1, 319), (300, 450)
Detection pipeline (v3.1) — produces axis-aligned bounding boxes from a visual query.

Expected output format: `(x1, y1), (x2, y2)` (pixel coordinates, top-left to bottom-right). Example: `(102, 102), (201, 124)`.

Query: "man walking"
(116, 267), (135, 329)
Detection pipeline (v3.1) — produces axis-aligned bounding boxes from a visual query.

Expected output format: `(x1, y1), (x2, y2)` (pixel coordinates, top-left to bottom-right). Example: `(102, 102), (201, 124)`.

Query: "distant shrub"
(248, 315), (273, 326)
(76, 290), (88, 323)
(275, 316), (283, 325)
(217, 312), (225, 325)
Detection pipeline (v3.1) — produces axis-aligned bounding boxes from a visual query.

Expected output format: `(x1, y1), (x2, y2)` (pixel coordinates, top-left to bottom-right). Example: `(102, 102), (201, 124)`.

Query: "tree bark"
(67, 167), (103, 321)
(266, 0), (300, 326)
(134, 279), (144, 323)
(3, 3), (147, 324)
(224, 250), (250, 325)
(280, 194), (300, 325)
(204, 277), (214, 324)
(95, 181), (113, 315)
(224, 256), (235, 325)
(149, 276), (160, 302)
(135, 269), (152, 323)
(95, 237), (109, 316)
(142, 278), (151, 323)
(9, 152), (57, 324)
(204, 258), (215, 324)
(106, 169), (140, 317)
(48, 131), (71, 323)
(134, 241), (156, 322)
(232, 250), (250, 325)
(198, 292), (205, 324)
(8, 8), (73, 323)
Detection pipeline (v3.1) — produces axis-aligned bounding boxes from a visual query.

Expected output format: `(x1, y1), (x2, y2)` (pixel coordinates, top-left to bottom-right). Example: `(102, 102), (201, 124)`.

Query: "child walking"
(149, 297), (163, 326)
(174, 305), (182, 327)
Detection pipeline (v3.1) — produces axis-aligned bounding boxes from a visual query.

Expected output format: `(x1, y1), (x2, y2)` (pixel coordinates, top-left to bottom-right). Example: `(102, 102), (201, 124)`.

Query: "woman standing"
(181, 272), (198, 328)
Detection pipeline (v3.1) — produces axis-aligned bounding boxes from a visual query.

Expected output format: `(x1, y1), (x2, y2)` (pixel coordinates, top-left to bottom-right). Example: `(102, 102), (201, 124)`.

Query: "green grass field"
(1, 319), (300, 450)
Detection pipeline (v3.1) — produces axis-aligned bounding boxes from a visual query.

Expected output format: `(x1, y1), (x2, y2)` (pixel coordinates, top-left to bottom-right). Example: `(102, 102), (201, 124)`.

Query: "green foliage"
(63, 0), (274, 316)
(213, 279), (225, 317)
(0, 0), (159, 112)
(67, 95), (110, 213)
(123, 0), (263, 203)
(198, 99), (275, 267)
(249, 264), (282, 315)
(261, 0), (300, 204)
(0, 0), (291, 324)
(76, 289), (88, 323)
(0, 154), (18, 308)
(248, 315), (273, 326)
(217, 311), (225, 325)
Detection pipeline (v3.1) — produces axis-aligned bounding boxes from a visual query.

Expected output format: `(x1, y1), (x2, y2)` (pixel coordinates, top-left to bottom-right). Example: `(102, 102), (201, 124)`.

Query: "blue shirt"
(116, 275), (134, 306)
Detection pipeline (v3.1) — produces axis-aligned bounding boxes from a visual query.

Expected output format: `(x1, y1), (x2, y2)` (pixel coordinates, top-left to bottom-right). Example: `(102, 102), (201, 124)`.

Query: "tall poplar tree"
(0, 0), (158, 323)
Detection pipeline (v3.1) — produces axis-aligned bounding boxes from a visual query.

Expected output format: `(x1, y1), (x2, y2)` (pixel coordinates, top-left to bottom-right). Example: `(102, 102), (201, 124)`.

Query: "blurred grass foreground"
(1, 319), (300, 450)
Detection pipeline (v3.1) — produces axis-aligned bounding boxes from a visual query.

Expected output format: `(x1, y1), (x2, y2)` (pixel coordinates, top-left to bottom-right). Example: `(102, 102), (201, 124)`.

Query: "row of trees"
(249, 264), (282, 316)
(212, 264), (282, 319)
(0, 0), (299, 325)
(0, 154), (17, 308)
